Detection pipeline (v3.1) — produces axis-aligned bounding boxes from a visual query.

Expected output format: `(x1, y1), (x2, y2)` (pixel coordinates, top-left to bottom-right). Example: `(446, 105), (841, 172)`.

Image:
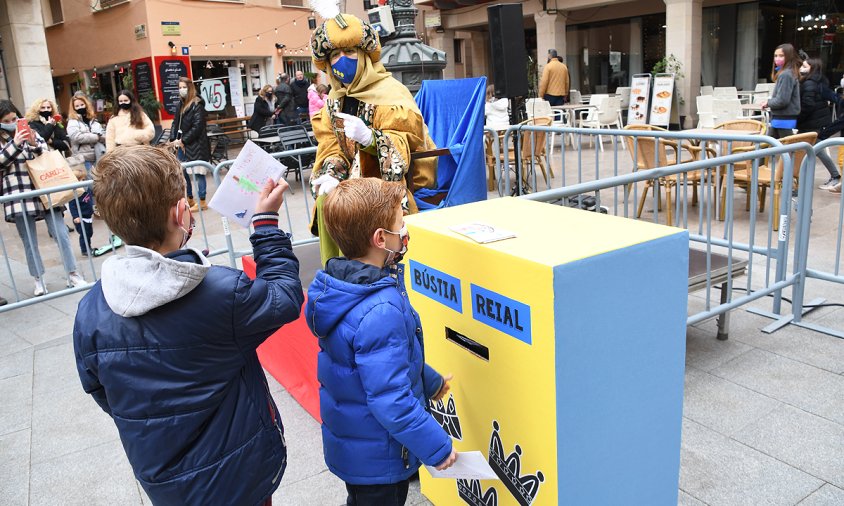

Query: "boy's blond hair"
(92, 146), (185, 248)
(322, 178), (405, 259)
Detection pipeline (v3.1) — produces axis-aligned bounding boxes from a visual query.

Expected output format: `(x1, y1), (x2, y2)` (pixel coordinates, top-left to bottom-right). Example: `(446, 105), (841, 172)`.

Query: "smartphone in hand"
(16, 118), (33, 143)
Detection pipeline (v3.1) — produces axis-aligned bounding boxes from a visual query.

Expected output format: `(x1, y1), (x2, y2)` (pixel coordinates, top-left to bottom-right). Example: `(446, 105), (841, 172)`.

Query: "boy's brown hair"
(322, 178), (405, 259)
(92, 145), (185, 248)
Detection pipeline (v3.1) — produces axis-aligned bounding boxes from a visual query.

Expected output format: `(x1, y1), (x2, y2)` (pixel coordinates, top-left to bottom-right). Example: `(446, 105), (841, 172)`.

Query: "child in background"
(68, 168), (94, 256)
(306, 177), (456, 506)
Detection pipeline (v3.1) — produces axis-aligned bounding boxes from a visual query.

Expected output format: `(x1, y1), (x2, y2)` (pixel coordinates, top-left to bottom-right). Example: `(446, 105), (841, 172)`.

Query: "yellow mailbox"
(405, 197), (688, 506)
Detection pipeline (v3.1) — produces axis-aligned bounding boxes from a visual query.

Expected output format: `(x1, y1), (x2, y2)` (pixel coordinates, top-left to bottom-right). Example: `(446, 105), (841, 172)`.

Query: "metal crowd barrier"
(502, 124), (822, 338)
(778, 137), (844, 339)
(0, 179), (100, 314)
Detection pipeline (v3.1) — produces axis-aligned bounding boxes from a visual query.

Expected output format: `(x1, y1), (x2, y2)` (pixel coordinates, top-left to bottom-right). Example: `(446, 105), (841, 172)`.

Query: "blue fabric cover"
(73, 228), (304, 506)
(414, 77), (488, 210)
(306, 260), (451, 484)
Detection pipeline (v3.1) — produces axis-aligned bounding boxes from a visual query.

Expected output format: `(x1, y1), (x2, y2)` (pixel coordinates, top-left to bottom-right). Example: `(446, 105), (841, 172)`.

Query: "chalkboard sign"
(158, 59), (188, 115)
(135, 62), (153, 96)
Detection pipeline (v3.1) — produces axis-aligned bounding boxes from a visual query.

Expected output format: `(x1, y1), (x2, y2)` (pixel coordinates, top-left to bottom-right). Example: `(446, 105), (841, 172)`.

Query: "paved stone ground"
(1, 140), (843, 505)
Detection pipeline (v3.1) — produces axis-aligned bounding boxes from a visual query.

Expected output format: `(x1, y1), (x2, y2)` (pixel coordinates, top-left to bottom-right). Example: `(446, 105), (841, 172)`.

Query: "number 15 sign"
(200, 79), (227, 112)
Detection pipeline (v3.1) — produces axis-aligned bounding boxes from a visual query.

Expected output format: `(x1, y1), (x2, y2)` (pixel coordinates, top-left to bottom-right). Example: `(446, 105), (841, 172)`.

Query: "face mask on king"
(331, 56), (358, 85)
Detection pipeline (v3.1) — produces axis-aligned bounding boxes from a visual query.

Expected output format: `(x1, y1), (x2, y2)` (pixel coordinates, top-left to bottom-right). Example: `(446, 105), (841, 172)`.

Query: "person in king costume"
(309, 12), (438, 265)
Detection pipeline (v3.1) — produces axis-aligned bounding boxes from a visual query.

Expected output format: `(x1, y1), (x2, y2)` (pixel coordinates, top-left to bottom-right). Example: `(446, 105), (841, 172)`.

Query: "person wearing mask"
(761, 44), (801, 139)
(797, 58), (841, 190)
(170, 77), (212, 211)
(308, 12), (438, 265)
(274, 74), (297, 126)
(66, 95), (105, 169)
(308, 84), (329, 118)
(26, 98), (70, 155)
(291, 70), (310, 121)
(105, 90), (155, 151)
(538, 49), (570, 106)
(249, 84), (275, 132)
(0, 100), (85, 296)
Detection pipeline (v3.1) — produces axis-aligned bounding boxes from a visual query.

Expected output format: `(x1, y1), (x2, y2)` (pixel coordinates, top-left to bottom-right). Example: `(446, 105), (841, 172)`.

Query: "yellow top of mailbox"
(405, 197), (683, 267)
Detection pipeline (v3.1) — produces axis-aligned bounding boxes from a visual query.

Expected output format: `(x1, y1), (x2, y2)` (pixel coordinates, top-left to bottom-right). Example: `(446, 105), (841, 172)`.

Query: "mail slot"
(405, 198), (689, 506)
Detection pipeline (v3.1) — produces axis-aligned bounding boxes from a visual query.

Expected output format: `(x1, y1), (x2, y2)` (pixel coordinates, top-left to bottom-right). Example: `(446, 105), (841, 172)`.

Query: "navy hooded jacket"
(306, 258), (452, 485)
(73, 216), (303, 505)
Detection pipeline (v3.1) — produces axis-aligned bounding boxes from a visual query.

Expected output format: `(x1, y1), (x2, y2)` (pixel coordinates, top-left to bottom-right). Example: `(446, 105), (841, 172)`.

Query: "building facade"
(0, 0), (371, 124)
(420, 0), (844, 125)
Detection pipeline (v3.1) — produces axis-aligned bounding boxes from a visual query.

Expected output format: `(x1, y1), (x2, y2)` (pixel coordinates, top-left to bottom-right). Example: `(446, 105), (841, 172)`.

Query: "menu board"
(132, 58), (155, 97)
(228, 66), (245, 117)
(159, 59), (188, 116)
(649, 74), (675, 127)
(627, 74), (651, 125)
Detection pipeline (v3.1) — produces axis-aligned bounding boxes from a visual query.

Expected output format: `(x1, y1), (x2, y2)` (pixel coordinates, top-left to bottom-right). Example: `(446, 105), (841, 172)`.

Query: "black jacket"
(274, 83), (296, 118)
(170, 98), (211, 162)
(248, 95), (274, 132)
(291, 79), (309, 108)
(29, 119), (70, 154)
(798, 74), (833, 132)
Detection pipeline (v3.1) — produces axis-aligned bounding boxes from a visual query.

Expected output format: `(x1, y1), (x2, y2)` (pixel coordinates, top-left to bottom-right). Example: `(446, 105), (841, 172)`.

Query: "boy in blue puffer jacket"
(306, 178), (457, 505)
(73, 145), (303, 506)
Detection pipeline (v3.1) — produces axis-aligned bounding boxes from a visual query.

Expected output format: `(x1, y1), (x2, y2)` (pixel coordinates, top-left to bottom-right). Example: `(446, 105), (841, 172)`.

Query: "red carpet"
(243, 256), (321, 422)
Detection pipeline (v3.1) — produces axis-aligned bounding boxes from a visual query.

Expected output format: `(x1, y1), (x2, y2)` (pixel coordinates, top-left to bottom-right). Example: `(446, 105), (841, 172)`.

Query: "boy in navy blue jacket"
(306, 178), (457, 506)
(68, 168), (94, 255)
(73, 145), (303, 506)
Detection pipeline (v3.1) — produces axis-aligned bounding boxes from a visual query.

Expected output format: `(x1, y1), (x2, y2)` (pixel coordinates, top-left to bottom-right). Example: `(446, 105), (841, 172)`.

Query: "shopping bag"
(25, 149), (82, 208)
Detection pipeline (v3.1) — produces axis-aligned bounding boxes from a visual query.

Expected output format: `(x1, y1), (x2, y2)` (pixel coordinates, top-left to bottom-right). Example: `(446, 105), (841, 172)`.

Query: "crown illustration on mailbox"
(488, 420), (544, 506)
(429, 394), (463, 440)
(457, 478), (498, 506)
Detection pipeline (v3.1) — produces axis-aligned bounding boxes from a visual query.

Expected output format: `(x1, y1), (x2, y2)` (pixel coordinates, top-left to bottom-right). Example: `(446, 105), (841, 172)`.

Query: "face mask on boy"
(382, 225), (409, 267)
(177, 200), (195, 249)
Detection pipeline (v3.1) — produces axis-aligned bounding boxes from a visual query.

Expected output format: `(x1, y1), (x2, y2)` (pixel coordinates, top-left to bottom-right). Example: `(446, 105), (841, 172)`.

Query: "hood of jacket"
(100, 245), (211, 317)
(308, 258), (394, 338)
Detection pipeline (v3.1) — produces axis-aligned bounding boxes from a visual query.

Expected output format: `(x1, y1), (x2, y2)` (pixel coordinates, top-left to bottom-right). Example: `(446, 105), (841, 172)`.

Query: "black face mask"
(39, 111), (52, 119)
(118, 102), (132, 110)
(75, 108), (87, 116)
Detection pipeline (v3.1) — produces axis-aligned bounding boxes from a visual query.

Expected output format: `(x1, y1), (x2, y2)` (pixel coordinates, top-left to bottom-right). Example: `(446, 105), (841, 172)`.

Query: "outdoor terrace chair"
(720, 132), (817, 228)
(623, 124), (715, 226)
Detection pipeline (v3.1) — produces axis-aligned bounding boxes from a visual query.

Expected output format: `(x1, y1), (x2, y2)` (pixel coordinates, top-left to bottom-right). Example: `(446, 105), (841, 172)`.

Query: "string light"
(182, 16), (310, 52)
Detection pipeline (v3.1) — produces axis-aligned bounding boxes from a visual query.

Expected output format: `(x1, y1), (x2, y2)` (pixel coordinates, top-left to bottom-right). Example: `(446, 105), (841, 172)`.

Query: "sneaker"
(34, 278), (47, 297)
(819, 177), (840, 190)
(67, 271), (86, 288)
(831, 181), (842, 193)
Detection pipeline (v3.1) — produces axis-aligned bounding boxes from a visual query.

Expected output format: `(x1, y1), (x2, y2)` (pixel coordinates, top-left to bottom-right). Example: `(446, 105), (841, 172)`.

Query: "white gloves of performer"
(335, 112), (373, 147)
(312, 174), (341, 195)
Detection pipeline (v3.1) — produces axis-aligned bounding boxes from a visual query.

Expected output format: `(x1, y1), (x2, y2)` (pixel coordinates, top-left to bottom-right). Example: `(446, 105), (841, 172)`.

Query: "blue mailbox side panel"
(553, 231), (689, 505)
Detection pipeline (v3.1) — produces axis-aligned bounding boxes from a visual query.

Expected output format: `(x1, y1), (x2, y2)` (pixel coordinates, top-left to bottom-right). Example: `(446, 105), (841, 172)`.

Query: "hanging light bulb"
(205, 44), (208, 50)
(239, 39), (243, 44)
(256, 34), (260, 41)
(275, 27), (278, 34)
(222, 42), (225, 48)
(294, 19), (297, 26)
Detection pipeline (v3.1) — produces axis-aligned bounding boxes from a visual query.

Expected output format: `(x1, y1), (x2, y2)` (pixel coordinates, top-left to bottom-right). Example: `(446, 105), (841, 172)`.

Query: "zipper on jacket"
(402, 446), (409, 469)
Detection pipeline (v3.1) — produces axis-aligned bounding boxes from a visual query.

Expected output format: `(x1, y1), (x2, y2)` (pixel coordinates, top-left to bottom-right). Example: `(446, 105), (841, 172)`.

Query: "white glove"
(335, 112), (373, 147)
(312, 174), (340, 196)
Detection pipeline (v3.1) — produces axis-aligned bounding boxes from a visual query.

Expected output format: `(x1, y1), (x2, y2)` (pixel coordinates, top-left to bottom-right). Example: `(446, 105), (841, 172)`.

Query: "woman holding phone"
(0, 100), (84, 296)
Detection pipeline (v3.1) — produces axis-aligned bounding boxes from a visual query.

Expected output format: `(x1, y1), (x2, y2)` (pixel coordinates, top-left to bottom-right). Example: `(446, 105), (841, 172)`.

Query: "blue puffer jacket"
(73, 219), (303, 506)
(306, 259), (452, 485)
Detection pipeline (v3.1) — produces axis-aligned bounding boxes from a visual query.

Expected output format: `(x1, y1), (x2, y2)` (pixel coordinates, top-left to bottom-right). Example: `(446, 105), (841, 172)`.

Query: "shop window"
(453, 39), (463, 64)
